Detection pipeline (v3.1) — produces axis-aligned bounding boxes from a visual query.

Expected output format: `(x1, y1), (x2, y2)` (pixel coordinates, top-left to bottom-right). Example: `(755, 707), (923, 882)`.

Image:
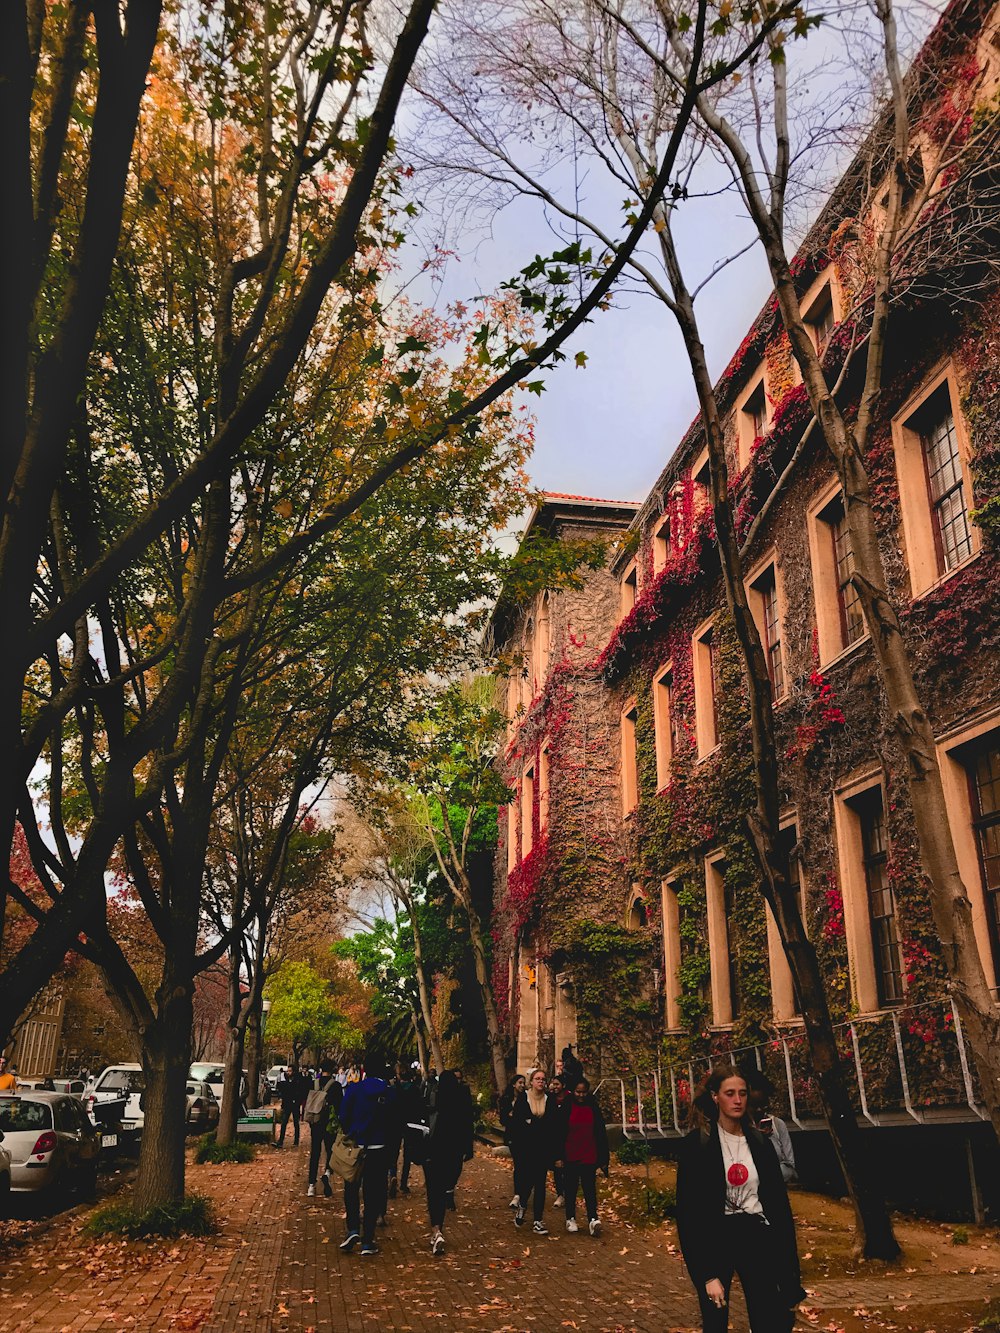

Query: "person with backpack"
(304, 1061), (342, 1197)
(338, 1056), (401, 1257)
(423, 1069), (475, 1255)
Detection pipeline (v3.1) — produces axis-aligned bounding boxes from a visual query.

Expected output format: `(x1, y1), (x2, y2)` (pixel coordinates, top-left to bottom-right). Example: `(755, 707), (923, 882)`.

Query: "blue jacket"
(340, 1077), (400, 1148)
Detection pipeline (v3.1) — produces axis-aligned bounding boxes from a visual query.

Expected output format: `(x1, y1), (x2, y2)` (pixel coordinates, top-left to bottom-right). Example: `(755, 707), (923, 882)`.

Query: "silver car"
(0, 1091), (100, 1195)
(185, 1081), (220, 1133)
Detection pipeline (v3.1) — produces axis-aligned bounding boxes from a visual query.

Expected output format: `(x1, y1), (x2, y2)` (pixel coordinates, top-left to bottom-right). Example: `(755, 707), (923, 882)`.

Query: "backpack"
(304, 1078), (335, 1125)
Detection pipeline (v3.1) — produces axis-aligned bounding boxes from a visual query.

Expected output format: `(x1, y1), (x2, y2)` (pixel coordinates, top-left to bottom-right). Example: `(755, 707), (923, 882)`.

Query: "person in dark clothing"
(677, 1065), (805, 1333)
(275, 1067), (300, 1147)
(423, 1070), (475, 1254)
(507, 1069), (559, 1235)
(554, 1077), (609, 1235)
(338, 1058), (401, 1256)
(546, 1075), (569, 1205)
(305, 1063), (341, 1196)
(561, 1045), (584, 1088)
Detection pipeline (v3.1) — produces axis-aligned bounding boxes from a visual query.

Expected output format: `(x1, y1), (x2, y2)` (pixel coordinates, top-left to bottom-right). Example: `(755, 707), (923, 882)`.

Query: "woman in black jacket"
(423, 1070), (475, 1255)
(676, 1065), (805, 1332)
(507, 1069), (559, 1234)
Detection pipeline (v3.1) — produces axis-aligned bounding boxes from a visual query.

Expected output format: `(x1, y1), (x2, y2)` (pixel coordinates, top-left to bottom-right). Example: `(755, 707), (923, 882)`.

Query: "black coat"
(676, 1122), (805, 1304)
(553, 1094), (610, 1171)
(507, 1090), (560, 1165)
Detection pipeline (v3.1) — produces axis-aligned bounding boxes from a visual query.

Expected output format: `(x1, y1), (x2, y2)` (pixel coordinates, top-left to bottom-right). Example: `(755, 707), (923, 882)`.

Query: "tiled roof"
(541, 491), (642, 507)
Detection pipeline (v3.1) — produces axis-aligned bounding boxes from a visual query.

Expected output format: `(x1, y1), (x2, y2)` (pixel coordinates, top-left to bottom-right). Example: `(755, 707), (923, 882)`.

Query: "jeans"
(564, 1161), (598, 1220)
(308, 1122), (333, 1184)
(344, 1146), (389, 1243)
(552, 1162), (565, 1197)
(277, 1102), (299, 1145)
(513, 1154), (548, 1221)
(694, 1214), (796, 1333)
(424, 1152), (464, 1228)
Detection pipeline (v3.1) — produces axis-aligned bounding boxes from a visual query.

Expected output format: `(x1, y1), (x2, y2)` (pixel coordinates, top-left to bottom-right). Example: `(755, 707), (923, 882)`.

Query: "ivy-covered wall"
(493, 8), (1000, 1094)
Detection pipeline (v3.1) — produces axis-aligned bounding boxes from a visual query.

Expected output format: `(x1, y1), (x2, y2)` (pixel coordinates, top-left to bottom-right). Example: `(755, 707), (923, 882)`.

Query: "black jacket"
(676, 1122), (805, 1304)
(553, 1094), (609, 1171)
(426, 1071), (475, 1163)
(507, 1090), (560, 1164)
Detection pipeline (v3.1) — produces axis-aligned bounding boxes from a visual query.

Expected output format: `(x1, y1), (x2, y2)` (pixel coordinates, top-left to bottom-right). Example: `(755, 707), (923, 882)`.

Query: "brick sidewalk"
(205, 1146), (710, 1333)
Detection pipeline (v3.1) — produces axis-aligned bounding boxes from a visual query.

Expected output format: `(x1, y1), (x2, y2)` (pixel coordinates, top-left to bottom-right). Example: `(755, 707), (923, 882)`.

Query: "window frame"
(746, 554), (786, 702)
(693, 617), (720, 759)
(807, 479), (870, 667)
(653, 662), (675, 789)
(890, 363), (978, 598)
(620, 699), (639, 816)
(734, 363), (771, 469)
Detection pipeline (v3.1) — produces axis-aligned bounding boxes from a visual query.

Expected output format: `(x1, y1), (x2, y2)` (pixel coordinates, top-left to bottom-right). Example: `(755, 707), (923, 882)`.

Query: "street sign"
(237, 1106), (275, 1138)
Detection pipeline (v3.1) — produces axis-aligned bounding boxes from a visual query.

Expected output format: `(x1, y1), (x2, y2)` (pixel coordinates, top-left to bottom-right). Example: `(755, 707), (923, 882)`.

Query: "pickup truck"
(87, 1064), (145, 1144)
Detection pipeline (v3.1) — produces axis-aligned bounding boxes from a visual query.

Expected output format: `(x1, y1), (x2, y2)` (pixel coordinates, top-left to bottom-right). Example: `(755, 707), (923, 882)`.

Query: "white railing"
(596, 997), (986, 1137)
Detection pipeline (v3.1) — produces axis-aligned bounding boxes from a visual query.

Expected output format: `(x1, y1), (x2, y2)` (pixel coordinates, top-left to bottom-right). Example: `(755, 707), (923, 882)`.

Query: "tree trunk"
(246, 1003), (262, 1109)
(133, 981), (194, 1212)
(215, 1024), (247, 1147)
(455, 879), (509, 1094)
(410, 1007), (429, 1077)
(660, 227), (900, 1258)
(409, 904), (445, 1073)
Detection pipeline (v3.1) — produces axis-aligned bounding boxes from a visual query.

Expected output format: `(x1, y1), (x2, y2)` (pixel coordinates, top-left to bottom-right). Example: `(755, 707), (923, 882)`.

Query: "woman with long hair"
(507, 1068), (558, 1235)
(554, 1077), (609, 1235)
(676, 1065), (805, 1332)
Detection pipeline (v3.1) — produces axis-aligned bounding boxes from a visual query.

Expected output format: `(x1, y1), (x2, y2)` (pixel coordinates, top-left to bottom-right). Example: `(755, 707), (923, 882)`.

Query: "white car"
(88, 1064), (145, 1139)
(188, 1062), (247, 1107)
(265, 1065), (286, 1093)
(0, 1131), (11, 1200)
(0, 1091), (100, 1195)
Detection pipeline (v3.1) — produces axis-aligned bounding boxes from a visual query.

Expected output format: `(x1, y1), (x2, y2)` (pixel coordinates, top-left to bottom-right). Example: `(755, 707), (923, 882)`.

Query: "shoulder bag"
(328, 1130), (365, 1183)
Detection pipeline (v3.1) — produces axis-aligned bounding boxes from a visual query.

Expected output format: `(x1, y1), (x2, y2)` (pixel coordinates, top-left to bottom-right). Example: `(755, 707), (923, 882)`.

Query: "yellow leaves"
(274, 499), (293, 519)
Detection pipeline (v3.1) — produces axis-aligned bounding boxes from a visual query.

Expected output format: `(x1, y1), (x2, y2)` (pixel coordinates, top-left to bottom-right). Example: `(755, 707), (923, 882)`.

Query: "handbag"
(328, 1130), (365, 1183)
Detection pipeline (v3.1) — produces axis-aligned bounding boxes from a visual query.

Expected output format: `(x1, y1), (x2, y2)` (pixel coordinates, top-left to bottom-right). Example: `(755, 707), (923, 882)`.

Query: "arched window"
(626, 885), (648, 931)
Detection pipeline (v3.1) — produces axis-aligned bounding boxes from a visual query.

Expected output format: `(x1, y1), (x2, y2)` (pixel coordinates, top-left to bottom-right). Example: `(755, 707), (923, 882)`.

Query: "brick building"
(493, 0), (1000, 1136)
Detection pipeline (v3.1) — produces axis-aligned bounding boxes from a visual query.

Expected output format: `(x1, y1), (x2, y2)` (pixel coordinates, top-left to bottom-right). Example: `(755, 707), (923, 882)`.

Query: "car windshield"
(98, 1070), (144, 1093)
(0, 1099), (52, 1132)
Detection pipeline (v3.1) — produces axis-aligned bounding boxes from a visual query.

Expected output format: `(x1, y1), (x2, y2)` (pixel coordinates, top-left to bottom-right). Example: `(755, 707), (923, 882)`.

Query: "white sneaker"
(431, 1229), (445, 1255)
(553, 1195), (564, 1207)
(508, 1194), (520, 1211)
(589, 1217), (601, 1236)
(565, 1218), (579, 1233)
(307, 1184), (315, 1196)
(532, 1220), (549, 1235)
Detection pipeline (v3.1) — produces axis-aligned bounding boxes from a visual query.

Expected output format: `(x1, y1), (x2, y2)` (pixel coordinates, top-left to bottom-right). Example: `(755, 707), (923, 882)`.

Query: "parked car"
(188, 1063), (247, 1108)
(0, 1091), (100, 1196)
(185, 1081), (220, 1133)
(265, 1065), (286, 1093)
(0, 1132), (11, 1200)
(88, 1064), (145, 1141)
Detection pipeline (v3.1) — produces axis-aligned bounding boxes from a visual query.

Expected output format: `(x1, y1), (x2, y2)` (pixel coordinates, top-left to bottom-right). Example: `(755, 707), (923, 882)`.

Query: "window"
(854, 788), (904, 1007)
(621, 561), (638, 618)
(661, 880), (683, 1030)
(767, 823), (806, 1022)
(919, 387), (973, 573)
(691, 447), (712, 519)
(748, 563), (785, 700)
(891, 367), (976, 596)
(627, 885), (648, 931)
(653, 664), (675, 788)
(805, 286), (835, 355)
(693, 621), (720, 757)
(537, 593), (551, 683)
(652, 514), (672, 575)
(706, 855), (739, 1024)
(735, 365), (770, 468)
(507, 796), (518, 872)
(521, 766), (535, 859)
(969, 741), (1000, 977)
(808, 486), (867, 664)
(621, 701), (639, 815)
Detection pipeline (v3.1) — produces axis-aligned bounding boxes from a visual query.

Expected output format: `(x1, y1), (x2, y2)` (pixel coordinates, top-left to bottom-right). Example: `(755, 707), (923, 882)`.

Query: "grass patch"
(194, 1133), (256, 1165)
(951, 1224), (971, 1246)
(616, 1139), (651, 1165)
(643, 1184), (677, 1220)
(83, 1194), (216, 1241)
(975, 1303), (1000, 1332)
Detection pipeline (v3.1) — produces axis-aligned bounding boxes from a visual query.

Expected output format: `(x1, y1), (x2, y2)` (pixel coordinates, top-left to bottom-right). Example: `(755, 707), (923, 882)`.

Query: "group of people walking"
(285, 1050), (803, 1332)
(296, 1056), (475, 1257)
